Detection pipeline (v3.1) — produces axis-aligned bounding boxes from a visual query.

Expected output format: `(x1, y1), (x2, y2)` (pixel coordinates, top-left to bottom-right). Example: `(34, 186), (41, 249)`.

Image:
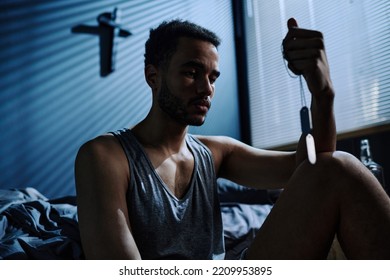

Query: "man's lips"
(190, 98), (211, 110)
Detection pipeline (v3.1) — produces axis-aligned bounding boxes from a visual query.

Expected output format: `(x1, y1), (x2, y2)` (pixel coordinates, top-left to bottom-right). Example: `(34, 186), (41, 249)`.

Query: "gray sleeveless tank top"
(112, 129), (225, 259)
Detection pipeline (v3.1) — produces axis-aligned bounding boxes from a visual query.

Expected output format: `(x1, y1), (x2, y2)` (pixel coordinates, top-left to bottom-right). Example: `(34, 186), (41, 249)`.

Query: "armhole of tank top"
(110, 131), (136, 194)
(188, 135), (220, 199)
(188, 135), (217, 176)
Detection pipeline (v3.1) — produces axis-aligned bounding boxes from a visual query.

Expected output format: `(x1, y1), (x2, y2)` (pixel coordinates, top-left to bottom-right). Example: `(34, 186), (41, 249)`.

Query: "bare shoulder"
(79, 134), (119, 153)
(75, 133), (129, 192)
(194, 135), (239, 152)
(194, 134), (259, 164)
(193, 135), (241, 173)
(76, 134), (124, 163)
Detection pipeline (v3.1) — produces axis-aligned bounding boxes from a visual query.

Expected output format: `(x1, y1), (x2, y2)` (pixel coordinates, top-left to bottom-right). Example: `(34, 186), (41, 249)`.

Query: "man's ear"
(145, 64), (159, 90)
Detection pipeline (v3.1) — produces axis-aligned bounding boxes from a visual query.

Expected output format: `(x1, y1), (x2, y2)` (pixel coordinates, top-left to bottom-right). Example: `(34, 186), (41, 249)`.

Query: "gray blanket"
(0, 188), (83, 259)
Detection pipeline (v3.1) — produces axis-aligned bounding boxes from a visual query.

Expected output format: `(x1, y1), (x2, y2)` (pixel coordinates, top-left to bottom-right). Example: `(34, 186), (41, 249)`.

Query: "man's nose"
(197, 77), (213, 96)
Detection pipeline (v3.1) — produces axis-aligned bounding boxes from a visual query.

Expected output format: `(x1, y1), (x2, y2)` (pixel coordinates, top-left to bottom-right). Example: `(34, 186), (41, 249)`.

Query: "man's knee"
(296, 151), (369, 188)
(314, 150), (382, 191)
(314, 151), (363, 175)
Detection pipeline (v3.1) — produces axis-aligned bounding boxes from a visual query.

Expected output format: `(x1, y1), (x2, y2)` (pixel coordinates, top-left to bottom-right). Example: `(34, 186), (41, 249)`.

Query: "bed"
(0, 179), (279, 260)
(0, 187), (83, 259)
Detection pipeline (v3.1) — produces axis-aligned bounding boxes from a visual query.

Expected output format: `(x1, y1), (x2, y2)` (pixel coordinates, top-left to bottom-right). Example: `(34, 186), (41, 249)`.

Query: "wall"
(0, 0), (240, 198)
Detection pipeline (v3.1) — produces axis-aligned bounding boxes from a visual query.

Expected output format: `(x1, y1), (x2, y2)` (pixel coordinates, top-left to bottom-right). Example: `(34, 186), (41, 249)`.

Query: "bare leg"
(246, 151), (390, 259)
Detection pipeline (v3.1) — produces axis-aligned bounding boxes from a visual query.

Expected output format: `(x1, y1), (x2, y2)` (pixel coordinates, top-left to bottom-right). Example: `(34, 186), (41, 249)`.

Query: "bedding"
(218, 178), (275, 259)
(0, 180), (275, 260)
(0, 188), (83, 259)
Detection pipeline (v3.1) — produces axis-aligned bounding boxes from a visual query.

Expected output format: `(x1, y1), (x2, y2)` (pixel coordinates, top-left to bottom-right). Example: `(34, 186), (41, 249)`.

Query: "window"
(244, 0), (390, 149)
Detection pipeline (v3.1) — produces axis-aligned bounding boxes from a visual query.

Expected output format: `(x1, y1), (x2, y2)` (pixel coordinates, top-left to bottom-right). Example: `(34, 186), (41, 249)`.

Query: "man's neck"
(131, 114), (189, 154)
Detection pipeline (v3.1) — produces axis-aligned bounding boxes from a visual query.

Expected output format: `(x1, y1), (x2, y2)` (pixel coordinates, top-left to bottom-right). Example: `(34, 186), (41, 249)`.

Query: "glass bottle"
(360, 139), (386, 190)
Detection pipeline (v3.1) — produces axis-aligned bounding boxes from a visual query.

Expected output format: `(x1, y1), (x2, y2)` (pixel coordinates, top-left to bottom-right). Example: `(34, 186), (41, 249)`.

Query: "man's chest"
(147, 150), (195, 199)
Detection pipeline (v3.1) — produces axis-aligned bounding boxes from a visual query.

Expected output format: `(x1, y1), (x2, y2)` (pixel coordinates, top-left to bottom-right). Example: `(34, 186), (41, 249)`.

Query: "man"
(75, 19), (390, 259)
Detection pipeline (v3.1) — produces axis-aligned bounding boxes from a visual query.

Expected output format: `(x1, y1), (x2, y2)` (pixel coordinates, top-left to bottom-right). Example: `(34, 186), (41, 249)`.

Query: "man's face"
(157, 37), (220, 126)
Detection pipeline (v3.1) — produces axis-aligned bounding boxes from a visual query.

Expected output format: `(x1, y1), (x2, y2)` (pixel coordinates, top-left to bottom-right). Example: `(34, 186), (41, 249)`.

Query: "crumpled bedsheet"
(0, 186), (272, 260)
(0, 188), (84, 259)
(221, 202), (272, 259)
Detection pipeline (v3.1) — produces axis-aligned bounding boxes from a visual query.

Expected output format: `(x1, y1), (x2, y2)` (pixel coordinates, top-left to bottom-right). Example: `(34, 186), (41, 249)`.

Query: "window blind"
(244, 0), (390, 149)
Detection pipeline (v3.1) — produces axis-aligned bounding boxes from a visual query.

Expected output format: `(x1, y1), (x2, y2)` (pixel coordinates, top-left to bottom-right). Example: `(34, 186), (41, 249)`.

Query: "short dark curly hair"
(144, 19), (221, 68)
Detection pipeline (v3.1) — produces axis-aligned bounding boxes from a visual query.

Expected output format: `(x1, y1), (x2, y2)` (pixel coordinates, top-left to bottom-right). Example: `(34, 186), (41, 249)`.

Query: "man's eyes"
(184, 71), (197, 78)
(183, 71), (218, 84)
(209, 76), (218, 84)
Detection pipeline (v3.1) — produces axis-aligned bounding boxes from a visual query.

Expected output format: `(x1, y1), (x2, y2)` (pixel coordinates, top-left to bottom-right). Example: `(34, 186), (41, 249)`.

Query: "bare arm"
(283, 18), (336, 165)
(75, 135), (141, 259)
(198, 135), (295, 190)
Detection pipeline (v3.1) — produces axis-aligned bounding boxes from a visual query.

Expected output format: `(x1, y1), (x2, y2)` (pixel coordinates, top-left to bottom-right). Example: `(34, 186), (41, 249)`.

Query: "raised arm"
(283, 18), (336, 165)
(75, 135), (141, 259)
